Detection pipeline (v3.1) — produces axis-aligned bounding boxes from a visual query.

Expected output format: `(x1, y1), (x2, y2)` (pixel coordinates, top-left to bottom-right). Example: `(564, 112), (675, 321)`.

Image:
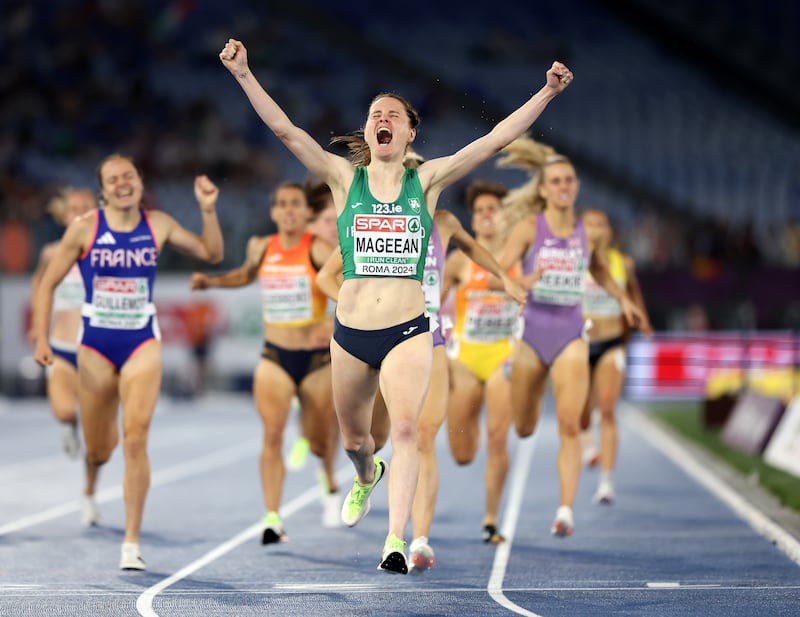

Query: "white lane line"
(6, 583), (800, 599)
(488, 431), (543, 617)
(136, 464), (353, 617)
(274, 583), (381, 591)
(0, 440), (258, 536)
(623, 403), (800, 566)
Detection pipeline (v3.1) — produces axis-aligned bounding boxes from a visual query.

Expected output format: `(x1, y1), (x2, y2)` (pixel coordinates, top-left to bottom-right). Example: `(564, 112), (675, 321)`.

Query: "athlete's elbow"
(273, 123), (299, 145)
(206, 249), (224, 264)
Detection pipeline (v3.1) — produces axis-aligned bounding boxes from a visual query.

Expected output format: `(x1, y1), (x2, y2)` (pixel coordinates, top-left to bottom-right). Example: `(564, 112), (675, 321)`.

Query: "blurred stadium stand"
(2, 0), (799, 330)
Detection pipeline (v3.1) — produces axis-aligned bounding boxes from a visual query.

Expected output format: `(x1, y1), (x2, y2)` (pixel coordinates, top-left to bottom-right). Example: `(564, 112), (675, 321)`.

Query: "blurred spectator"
(1, 0), (797, 333)
(183, 300), (221, 396)
(0, 219), (33, 273)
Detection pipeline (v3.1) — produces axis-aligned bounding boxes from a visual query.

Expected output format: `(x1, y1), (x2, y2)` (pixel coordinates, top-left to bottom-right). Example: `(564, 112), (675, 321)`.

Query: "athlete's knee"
(51, 402), (78, 423)
(557, 414), (581, 438)
(451, 448), (475, 466)
(448, 433), (476, 465)
(390, 415), (417, 447)
(307, 436), (326, 458)
(260, 417), (288, 449)
(85, 444), (113, 466)
(513, 405), (539, 438)
(597, 399), (617, 420)
(486, 432), (509, 456)
(121, 431), (148, 459)
(416, 418), (439, 451)
(514, 420), (536, 439)
(341, 431), (369, 453)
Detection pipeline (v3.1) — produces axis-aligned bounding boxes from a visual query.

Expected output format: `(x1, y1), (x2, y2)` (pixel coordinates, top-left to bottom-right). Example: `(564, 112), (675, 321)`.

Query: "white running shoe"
(81, 495), (100, 527)
(119, 542), (146, 570)
(593, 479), (616, 505)
(550, 505), (574, 537)
(582, 445), (600, 468)
(62, 423), (80, 459)
(321, 491), (342, 528)
(409, 536), (435, 575)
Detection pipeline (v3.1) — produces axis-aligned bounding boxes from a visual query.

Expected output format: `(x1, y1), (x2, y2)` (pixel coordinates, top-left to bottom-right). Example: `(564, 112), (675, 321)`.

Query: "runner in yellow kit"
(580, 208), (652, 504)
(444, 180), (520, 544)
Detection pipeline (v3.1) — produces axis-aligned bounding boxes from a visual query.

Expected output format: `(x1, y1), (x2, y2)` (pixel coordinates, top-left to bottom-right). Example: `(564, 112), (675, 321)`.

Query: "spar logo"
(354, 215), (420, 233)
(94, 278), (144, 294)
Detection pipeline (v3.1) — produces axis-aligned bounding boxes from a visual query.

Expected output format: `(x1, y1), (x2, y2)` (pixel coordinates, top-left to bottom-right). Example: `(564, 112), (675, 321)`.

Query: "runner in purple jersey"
(493, 136), (645, 538)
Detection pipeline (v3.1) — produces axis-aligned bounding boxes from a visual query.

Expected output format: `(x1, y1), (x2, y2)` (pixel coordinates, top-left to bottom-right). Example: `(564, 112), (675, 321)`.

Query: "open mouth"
(377, 127), (393, 145)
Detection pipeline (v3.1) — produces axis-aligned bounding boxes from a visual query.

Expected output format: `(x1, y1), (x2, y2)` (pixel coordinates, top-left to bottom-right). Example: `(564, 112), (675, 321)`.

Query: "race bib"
(262, 274), (313, 323)
(533, 270), (585, 306)
(352, 214), (421, 276)
(53, 266), (84, 311)
(533, 247), (586, 306)
(88, 277), (151, 329)
(462, 291), (519, 343)
(583, 277), (622, 316)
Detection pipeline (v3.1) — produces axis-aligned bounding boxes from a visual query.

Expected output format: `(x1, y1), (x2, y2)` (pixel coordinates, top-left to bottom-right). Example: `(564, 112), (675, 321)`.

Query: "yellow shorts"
(452, 338), (512, 383)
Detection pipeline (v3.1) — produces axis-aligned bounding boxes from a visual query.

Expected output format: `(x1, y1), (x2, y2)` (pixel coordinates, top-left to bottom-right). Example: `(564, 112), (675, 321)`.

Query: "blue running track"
(1, 393), (798, 616)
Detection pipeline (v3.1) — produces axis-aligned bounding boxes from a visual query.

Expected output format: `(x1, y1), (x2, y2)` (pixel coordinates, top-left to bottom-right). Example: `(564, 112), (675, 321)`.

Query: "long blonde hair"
(47, 187), (96, 225)
(47, 187), (75, 225)
(496, 135), (571, 226)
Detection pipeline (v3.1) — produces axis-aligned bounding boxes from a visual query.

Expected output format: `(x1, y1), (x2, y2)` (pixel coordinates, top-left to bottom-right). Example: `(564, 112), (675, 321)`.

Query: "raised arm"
(190, 235), (267, 291)
(419, 62), (573, 192)
(219, 39), (351, 193)
(158, 175), (224, 264)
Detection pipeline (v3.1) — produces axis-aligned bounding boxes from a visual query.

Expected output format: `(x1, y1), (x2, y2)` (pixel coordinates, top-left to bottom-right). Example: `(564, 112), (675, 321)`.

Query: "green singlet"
(338, 167), (432, 283)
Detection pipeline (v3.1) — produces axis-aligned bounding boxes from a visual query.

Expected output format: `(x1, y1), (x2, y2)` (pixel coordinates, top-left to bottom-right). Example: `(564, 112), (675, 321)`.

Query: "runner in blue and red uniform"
(33, 154), (224, 571)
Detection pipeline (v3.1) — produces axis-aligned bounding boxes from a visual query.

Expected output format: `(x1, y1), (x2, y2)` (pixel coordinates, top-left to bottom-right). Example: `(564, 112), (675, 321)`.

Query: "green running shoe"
(340, 457), (386, 527)
(378, 533), (408, 574)
(261, 511), (288, 545)
(287, 436), (310, 471)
